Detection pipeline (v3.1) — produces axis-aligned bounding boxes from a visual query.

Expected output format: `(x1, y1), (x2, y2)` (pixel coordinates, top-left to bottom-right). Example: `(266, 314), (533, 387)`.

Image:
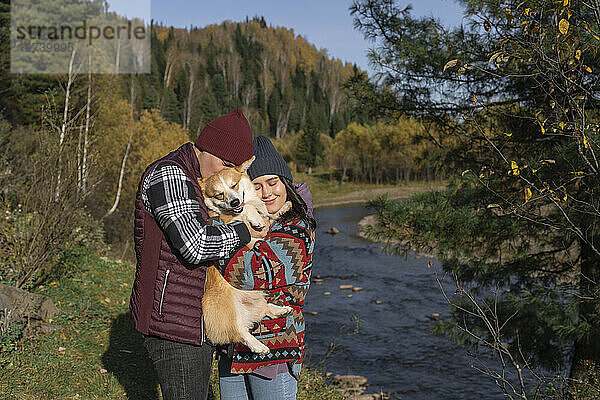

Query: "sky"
(107, 0), (465, 75)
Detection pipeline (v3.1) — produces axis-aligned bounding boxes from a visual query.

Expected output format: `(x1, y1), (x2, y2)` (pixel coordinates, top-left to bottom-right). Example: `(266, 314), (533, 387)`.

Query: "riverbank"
(0, 247), (346, 400)
(356, 214), (441, 264)
(299, 175), (446, 209)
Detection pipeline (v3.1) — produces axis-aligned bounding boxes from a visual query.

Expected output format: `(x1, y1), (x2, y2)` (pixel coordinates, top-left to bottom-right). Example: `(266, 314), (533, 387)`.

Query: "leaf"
(575, 49), (581, 60)
(461, 169), (472, 176)
(488, 51), (501, 64)
(524, 187), (532, 203)
(537, 120), (546, 134)
(487, 204), (501, 209)
(559, 19), (569, 35)
(563, 0), (569, 6)
(504, 131), (513, 137)
(583, 136), (589, 148)
(443, 59), (459, 72)
(509, 161), (520, 176)
(583, 65), (592, 73)
(484, 20), (491, 31)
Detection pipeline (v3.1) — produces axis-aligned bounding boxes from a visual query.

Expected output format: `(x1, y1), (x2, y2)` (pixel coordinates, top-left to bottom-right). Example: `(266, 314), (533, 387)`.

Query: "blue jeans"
(219, 371), (298, 400)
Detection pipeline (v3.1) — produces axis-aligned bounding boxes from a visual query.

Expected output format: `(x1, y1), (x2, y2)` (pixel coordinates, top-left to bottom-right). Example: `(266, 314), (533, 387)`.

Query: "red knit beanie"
(195, 108), (254, 165)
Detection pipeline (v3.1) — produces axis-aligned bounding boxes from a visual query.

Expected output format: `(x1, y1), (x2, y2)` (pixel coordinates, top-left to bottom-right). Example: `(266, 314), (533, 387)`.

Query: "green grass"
(0, 247), (345, 400)
(295, 172), (391, 201)
(294, 172), (441, 206)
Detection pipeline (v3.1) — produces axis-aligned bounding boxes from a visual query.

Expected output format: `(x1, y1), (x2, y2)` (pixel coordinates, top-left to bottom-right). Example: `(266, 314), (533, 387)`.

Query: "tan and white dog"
(198, 157), (292, 354)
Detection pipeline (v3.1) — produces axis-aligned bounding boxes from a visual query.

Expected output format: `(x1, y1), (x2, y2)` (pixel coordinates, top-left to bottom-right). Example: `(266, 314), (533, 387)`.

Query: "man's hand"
(246, 216), (270, 239)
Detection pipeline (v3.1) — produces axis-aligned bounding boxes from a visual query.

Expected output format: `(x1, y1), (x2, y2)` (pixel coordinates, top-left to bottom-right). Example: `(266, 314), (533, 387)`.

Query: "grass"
(294, 172), (444, 207)
(0, 247), (346, 400)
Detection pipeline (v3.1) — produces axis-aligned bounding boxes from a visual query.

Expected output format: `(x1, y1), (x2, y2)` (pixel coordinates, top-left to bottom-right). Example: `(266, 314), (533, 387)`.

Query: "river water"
(304, 205), (506, 399)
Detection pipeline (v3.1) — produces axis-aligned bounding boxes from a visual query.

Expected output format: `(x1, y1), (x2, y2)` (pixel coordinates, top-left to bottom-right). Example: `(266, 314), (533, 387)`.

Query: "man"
(130, 109), (263, 400)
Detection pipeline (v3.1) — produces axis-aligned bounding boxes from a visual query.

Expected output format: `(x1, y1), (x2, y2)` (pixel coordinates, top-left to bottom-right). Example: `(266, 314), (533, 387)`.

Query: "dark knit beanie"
(248, 135), (293, 182)
(195, 108), (254, 165)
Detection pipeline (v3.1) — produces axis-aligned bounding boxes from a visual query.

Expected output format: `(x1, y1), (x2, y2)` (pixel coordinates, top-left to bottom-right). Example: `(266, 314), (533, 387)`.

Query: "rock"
(356, 394), (391, 400)
(347, 294), (353, 298)
(375, 300), (383, 305)
(330, 374), (393, 399)
(352, 287), (364, 292)
(323, 291), (331, 295)
(339, 284), (353, 290)
(332, 374), (368, 391)
(314, 278), (324, 284)
(326, 227), (340, 234)
(0, 283), (59, 323)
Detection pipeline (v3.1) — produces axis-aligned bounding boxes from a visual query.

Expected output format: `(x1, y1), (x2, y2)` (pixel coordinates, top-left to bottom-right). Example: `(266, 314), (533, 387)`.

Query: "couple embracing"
(130, 108), (316, 400)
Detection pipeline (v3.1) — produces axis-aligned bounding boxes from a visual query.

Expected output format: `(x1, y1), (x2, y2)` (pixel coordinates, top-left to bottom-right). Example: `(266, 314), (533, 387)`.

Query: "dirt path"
(313, 184), (446, 209)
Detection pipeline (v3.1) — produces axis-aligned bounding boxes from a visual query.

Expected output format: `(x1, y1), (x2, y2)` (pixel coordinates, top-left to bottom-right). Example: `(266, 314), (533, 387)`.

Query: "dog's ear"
(235, 156), (255, 173)
(197, 177), (206, 195)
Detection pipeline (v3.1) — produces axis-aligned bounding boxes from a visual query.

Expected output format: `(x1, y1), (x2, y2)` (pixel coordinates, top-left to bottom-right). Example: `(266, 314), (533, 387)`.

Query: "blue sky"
(108, 0), (465, 74)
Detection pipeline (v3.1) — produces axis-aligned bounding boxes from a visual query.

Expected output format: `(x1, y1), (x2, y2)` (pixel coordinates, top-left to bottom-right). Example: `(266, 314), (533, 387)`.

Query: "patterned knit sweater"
(216, 217), (315, 378)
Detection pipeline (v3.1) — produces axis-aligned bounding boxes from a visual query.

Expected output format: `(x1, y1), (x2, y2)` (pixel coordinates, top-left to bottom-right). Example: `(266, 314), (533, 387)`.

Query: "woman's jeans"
(219, 371), (298, 400)
(144, 335), (214, 400)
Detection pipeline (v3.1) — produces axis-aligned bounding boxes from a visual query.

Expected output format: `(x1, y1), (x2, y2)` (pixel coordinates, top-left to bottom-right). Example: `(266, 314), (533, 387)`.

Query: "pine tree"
(352, 0), (600, 393)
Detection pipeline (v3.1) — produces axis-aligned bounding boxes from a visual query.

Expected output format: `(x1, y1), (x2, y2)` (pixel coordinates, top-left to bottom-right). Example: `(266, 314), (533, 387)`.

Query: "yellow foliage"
(329, 117), (445, 183)
(558, 19), (570, 35)
(524, 187), (532, 203)
(92, 105), (188, 241)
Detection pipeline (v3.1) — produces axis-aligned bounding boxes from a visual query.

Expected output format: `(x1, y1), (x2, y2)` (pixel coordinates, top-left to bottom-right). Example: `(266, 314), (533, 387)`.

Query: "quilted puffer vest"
(129, 142), (210, 345)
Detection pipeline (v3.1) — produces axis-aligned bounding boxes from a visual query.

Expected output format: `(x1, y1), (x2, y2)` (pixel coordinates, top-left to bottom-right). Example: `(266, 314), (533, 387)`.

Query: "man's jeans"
(219, 371), (298, 400)
(144, 335), (214, 400)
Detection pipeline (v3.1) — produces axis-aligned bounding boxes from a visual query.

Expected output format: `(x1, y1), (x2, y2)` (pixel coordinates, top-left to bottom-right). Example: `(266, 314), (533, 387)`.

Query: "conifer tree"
(352, 0), (600, 392)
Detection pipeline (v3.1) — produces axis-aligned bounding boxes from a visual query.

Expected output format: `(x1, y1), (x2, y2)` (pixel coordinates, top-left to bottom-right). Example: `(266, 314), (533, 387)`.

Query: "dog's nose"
(230, 199), (240, 207)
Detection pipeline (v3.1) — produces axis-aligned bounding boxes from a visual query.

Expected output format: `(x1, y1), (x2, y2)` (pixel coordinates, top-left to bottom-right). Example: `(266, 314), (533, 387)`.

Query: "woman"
(215, 135), (316, 400)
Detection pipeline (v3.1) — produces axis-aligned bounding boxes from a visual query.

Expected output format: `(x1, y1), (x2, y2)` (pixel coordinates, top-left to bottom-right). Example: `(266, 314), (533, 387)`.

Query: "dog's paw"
(249, 221), (266, 231)
(281, 201), (292, 213)
(269, 201), (292, 220)
(279, 306), (293, 316)
(248, 342), (270, 354)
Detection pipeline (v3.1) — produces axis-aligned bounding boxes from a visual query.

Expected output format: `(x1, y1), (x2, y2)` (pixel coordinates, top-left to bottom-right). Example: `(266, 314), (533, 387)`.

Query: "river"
(304, 205), (506, 399)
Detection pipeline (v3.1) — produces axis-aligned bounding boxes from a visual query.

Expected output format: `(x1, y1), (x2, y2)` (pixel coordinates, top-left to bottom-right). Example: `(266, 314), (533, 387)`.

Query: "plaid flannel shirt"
(141, 161), (249, 266)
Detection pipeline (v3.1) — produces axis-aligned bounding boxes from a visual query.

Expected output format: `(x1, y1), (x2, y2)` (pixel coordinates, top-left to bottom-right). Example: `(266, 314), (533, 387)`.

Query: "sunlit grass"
(294, 171), (446, 207)
(0, 247), (345, 399)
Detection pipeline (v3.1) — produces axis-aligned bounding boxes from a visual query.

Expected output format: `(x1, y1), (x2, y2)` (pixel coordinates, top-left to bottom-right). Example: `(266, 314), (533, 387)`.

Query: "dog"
(198, 156), (292, 354)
